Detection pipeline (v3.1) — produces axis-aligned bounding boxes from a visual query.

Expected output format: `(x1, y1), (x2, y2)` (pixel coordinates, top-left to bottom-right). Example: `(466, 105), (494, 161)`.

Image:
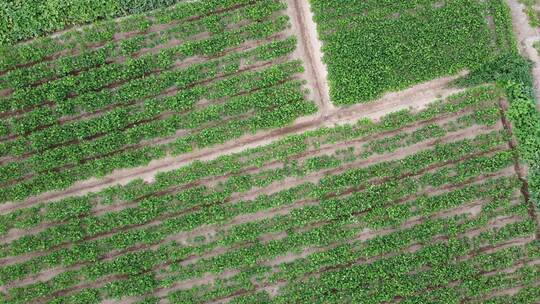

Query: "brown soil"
(506, 0), (540, 110)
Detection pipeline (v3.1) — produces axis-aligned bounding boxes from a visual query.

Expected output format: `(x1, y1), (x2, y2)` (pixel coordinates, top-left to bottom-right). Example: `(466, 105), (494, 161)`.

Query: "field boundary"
(507, 0), (540, 110)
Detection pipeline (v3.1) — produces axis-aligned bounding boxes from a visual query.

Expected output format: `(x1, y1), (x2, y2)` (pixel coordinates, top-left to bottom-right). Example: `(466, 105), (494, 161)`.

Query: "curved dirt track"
(507, 0), (540, 110)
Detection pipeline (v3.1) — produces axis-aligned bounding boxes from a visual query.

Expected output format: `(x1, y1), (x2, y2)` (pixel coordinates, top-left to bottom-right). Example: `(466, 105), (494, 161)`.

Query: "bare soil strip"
(506, 0), (540, 110)
(287, 0), (333, 114)
(325, 72), (468, 126)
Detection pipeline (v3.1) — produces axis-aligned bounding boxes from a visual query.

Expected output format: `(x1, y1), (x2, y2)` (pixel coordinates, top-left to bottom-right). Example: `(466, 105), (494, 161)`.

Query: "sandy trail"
(325, 72), (468, 126)
(506, 0), (540, 110)
(287, 0), (333, 114)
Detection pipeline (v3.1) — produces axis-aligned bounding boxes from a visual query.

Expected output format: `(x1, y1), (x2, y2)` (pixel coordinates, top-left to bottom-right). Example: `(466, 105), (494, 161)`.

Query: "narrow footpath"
(507, 0), (540, 110)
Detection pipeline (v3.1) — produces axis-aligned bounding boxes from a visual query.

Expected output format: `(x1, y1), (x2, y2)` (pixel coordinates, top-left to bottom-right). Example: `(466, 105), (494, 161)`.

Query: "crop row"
(0, 139), (525, 302)
(0, 4), (288, 117)
(5, 170), (532, 303)
(1, 86), (534, 302)
(0, 0), (263, 63)
(0, 2), (320, 204)
(0, 0), (286, 92)
(0, 60), (303, 178)
(1, 36), (297, 145)
(0, 0), (186, 46)
(0, 118), (511, 260)
(0, 85), (504, 234)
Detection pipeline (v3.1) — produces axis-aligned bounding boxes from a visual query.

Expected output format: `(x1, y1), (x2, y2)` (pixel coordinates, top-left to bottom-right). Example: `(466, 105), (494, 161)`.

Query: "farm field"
(0, 0), (319, 204)
(0, 0), (188, 46)
(0, 0), (540, 303)
(310, 0), (515, 105)
(1, 84), (540, 303)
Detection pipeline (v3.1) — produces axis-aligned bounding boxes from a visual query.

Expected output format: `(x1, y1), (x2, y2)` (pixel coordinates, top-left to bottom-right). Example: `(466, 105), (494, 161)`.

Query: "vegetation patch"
(310, 0), (515, 104)
(0, 1), (539, 303)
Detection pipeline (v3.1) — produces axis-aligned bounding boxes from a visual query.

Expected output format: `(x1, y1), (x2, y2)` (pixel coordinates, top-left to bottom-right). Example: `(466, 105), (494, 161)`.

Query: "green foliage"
(0, 2), (316, 204)
(310, 0), (501, 104)
(1, 85), (535, 303)
(0, 1), (538, 303)
(457, 52), (540, 208)
(506, 83), (540, 208)
(0, 0), (184, 46)
(518, 0), (540, 27)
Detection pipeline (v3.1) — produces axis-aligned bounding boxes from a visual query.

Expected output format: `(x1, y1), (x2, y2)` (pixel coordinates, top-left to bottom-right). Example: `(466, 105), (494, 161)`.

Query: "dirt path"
(287, 0), (333, 114)
(325, 72), (467, 126)
(506, 0), (540, 110)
